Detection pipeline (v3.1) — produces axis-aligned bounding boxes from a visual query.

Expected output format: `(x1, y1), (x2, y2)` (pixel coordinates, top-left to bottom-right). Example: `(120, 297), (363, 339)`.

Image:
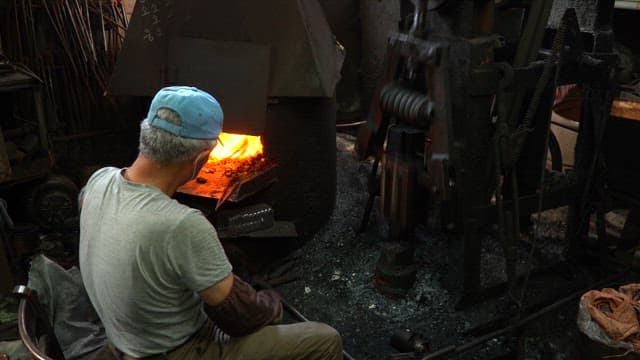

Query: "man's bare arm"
(198, 273), (234, 306)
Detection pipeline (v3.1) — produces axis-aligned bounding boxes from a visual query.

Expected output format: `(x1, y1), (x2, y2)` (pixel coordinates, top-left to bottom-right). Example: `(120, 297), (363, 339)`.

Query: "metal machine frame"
(357, 0), (618, 304)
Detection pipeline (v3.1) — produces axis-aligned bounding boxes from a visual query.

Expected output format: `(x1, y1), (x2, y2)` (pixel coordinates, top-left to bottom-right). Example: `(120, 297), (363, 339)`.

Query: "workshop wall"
(325, 0), (401, 120)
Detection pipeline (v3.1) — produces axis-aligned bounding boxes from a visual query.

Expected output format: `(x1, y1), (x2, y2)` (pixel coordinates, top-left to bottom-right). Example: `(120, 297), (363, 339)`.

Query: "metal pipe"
(336, 120), (367, 128)
(17, 299), (53, 360)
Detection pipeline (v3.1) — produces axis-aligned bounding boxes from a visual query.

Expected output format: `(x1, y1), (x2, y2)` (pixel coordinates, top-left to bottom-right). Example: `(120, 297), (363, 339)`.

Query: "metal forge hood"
(109, 0), (343, 135)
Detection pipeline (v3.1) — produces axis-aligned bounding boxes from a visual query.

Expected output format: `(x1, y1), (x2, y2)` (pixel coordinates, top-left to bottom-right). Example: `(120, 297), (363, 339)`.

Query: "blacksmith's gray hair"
(139, 108), (216, 164)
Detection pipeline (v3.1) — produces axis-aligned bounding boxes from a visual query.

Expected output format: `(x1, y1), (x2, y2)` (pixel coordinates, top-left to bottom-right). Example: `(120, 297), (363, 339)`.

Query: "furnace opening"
(209, 132), (263, 162)
(177, 131), (277, 206)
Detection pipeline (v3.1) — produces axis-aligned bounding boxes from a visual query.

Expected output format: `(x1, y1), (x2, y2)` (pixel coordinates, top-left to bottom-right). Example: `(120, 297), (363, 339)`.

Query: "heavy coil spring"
(380, 84), (433, 126)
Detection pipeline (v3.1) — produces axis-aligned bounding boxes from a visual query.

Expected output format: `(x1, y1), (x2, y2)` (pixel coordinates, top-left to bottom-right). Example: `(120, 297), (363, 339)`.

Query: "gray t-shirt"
(79, 167), (232, 357)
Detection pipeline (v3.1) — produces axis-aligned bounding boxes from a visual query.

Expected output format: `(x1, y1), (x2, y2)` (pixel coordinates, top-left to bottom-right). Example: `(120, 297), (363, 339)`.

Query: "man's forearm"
(203, 274), (282, 337)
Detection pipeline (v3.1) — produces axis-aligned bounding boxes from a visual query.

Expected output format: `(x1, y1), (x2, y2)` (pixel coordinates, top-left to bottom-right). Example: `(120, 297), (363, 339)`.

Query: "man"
(80, 86), (343, 359)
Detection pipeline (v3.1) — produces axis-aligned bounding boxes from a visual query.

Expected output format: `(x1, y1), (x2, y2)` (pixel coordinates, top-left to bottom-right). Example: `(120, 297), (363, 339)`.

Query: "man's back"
(79, 167), (232, 358)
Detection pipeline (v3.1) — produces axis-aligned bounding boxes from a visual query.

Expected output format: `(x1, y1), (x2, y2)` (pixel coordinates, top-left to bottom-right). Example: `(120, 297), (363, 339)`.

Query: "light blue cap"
(147, 86), (223, 140)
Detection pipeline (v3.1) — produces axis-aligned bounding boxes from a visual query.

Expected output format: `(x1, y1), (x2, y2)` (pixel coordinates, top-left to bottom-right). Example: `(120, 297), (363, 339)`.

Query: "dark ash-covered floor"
(267, 133), (623, 360)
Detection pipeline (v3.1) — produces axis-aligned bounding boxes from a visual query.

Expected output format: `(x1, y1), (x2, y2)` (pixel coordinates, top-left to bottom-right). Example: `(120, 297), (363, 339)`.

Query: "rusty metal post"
(566, 85), (614, 259)
(374, 126), (424, 297)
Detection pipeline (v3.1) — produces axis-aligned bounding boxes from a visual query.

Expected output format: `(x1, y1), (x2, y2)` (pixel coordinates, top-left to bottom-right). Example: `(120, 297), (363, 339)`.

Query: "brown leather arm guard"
(203, 274), (282, 337)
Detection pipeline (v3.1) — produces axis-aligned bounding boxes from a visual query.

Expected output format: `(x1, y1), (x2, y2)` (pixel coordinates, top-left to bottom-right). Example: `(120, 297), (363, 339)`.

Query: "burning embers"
(178, 132), (277, 207)
(210, 133), (264, 161)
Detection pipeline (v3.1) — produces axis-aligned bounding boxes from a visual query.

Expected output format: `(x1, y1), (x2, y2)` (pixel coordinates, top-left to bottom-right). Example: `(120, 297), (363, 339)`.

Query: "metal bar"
(281, 300), (309, 322)
(14, 286), (65, 360)
(566, 86), (614, 258)
(40, 0), (80, 78)
(266, 274), (301, 288)
(98, 1), (108, 52)
(17, 300), (52, 360)
(13, 0), (24, 59)
(32, 88), (48, 151)
(25, 0), (38, 64)
(83, 0), (97, 62)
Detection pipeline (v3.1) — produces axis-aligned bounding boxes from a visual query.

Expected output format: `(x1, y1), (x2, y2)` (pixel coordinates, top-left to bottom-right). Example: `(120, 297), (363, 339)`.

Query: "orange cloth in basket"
(582, 284), (640, 350)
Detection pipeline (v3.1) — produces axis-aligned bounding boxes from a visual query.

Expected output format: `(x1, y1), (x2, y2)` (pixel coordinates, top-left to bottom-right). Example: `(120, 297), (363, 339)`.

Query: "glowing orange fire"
(209, 132), (263, 162)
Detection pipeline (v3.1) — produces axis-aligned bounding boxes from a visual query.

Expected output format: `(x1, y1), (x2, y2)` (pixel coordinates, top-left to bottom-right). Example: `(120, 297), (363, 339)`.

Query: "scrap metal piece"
(215, 204), (275, 235)
(217, 221), (297, 239)
(215, 181), (241, 211)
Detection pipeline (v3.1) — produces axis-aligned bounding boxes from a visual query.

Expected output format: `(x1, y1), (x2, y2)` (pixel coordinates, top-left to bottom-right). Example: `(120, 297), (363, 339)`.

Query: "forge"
(177, 132), (277, 205)
(109, 0), (344, 239)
